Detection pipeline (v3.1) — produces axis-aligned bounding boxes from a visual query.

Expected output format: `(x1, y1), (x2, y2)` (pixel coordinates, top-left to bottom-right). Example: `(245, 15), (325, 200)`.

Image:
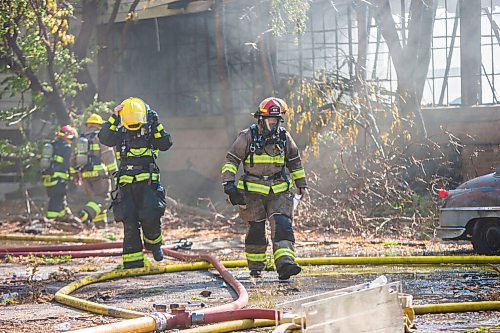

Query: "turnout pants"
(239, 191), (297, 273)
(80, 177), (112, 226)
(45, 181), (70, 219)
(112, 181), (167, 268)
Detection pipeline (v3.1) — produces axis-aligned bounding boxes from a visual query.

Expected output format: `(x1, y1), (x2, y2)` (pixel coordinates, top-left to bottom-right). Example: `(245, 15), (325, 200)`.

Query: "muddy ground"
(0, 199), (499, 333)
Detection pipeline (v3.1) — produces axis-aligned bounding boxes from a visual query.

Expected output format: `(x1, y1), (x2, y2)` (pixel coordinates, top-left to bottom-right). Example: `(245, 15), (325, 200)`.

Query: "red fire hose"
(0, 239), (192, 259)
(67, 248), (279, 332)
(202, 308), (277, 324)
(0, 241), (122, 253)
(4, 240), (277, 331)
(163, 248), (249, 314)
(0, 249), (123, 258)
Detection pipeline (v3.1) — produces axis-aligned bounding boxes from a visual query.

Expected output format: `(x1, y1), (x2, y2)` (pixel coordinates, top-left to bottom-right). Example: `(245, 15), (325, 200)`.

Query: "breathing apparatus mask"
(260, 116), (283, 138)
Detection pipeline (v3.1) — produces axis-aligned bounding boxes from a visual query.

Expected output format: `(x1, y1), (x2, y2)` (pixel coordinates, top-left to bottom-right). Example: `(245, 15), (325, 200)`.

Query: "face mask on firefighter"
(261, 116), (282, 137)
(264, 117), (279, 131)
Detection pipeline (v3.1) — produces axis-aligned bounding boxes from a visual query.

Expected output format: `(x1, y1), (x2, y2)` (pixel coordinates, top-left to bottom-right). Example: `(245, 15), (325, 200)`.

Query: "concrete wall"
(422, 105), (500, 179)
(156, 113), (253, 204)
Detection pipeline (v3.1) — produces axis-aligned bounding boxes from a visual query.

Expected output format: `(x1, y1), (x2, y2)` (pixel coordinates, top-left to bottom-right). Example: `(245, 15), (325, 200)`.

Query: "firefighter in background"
(99, 97), (173, 269)
(40, 125), (79, 221)
(73, 114), (118, 228)
(221, 97), (307, 280)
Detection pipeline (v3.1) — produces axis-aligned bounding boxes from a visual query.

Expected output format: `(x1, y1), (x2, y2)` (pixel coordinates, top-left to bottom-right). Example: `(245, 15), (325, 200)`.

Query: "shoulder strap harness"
(243, 125), (290, 192)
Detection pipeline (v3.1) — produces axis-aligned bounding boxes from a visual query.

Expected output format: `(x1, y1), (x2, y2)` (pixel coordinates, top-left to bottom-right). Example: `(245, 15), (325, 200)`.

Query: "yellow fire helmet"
(86, 113), (103, 125)
(120, 97), (147, 131)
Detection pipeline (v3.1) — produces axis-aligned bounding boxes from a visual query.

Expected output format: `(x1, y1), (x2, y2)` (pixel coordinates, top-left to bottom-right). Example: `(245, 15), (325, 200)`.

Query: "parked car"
(437, 171), (500, 255)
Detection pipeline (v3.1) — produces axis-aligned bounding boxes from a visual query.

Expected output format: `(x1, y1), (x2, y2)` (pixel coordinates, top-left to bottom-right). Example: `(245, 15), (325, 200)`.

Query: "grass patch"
(383, 240), (399, 247)
(41, 255), (71, 265)
(103, 232), (117, 241)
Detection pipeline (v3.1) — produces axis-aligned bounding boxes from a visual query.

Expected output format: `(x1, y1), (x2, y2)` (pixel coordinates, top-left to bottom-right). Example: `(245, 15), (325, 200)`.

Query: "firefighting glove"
(223, 181), (246, 206)
(147, 110), (159, 125)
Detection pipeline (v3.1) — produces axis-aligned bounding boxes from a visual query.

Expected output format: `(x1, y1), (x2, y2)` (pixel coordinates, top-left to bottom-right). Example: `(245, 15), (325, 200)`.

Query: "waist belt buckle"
(125, 165), (135, 171)
(262, 175), (270, 180)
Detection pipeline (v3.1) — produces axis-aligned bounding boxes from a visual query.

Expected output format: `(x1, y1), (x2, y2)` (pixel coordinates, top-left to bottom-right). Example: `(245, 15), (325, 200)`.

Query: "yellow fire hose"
(58, 256), (500, 333)
(0, 234), (109, 243)
(57, 256), (500, 318)
(296, 256), (500, 265)
(414, 301), (500, 314)
(71, 319), (279, 333)
(180, 319), (277, 333)
(56, 262), (215, 318)
(70, 317), (157, 333)
(6, 234), (498, 332)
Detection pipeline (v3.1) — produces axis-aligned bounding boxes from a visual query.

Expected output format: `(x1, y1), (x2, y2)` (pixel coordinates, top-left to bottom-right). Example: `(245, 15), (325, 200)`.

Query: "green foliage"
(54, 47), (86, 98)
(0, 128), (39, 182)
(3, 255), (15, 263)
(73, 98), (115, 130)
(0, 1), (117, 184)
(0, 0), (83, 122)
(270, 0), (310, 36)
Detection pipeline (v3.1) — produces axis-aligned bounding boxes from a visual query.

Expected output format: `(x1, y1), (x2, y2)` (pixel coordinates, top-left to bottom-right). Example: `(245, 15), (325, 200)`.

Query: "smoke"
(99, 0), (500, 212)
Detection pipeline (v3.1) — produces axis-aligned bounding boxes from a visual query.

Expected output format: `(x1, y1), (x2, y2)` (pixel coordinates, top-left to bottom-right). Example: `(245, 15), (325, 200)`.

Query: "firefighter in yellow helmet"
(221, 97), (307, 280)
(40, 125), (80, 222)
(99, 97), (173, 269)
(71, 113), (118, 228)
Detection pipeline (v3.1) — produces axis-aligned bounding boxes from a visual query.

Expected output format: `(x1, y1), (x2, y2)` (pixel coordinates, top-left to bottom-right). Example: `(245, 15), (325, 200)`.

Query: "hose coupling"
(190, 312), (205, 325)
(153, 303), (168, 312)
(150, 312), (171, 331)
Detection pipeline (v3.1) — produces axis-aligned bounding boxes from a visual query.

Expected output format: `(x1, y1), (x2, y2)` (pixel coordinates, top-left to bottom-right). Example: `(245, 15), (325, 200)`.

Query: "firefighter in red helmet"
(221, 97), (308, 280)
(40, 125), (80, 222)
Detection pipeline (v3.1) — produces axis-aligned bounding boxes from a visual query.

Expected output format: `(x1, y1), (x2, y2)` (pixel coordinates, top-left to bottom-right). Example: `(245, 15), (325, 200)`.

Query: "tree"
(373, 0), (437, 138)
(1, 0), (81, 126)
(0, 0), (140, 127)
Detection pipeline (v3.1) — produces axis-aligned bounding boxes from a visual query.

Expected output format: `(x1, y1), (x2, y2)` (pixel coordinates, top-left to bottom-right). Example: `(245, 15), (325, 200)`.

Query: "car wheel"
(472, 220), (500, 255)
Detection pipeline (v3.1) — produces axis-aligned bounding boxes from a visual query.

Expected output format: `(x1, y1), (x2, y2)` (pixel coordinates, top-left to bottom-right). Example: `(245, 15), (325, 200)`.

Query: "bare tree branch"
(3, 34), (45, 93)
(8, 105), (37, 126)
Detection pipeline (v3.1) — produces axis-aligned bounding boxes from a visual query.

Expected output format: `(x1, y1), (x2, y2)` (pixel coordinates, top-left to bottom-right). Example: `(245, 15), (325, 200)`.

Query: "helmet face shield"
(120, 97), (147, 131)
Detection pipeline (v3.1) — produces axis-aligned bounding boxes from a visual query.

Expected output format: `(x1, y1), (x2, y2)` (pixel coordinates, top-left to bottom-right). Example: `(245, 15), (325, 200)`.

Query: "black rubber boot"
(152, 248), (164, 262)
(278, 262), (301, 281)
(93, 221), (106, 229)
(250, 270), (262, 278)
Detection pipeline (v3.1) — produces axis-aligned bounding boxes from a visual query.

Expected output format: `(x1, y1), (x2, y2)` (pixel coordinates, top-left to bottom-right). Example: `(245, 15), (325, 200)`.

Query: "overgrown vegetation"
(285, 78), (461, 237)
